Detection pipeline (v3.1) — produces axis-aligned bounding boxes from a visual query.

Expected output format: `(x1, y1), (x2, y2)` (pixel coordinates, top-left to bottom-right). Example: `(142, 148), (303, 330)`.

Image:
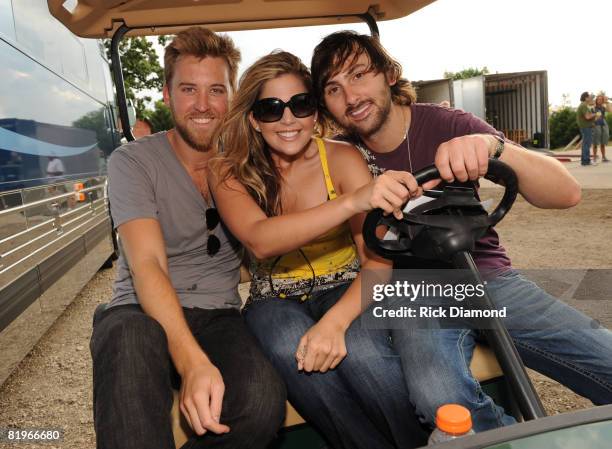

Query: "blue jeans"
(391, 270), (612, 432)
(581, 127), (594, 164)
(244, 284), (428, 449)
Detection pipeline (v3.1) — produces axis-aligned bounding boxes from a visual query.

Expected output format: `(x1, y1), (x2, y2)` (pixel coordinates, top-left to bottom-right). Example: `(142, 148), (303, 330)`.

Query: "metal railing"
(0, 182), (109, 270)
(0, 212), (110, 275)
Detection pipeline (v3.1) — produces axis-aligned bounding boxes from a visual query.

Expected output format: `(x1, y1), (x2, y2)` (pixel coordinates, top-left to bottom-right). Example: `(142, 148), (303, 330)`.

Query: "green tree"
(103, 36), (168, 118)
(145, 100), (174, 133)
(444, 67), (489, 80)
(549, 107), (579, 149)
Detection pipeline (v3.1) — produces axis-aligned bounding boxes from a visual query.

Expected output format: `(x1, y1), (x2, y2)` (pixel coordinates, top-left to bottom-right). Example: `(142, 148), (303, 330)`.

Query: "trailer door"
(453, 75), (486, 120)
(414, 79), (453, 105)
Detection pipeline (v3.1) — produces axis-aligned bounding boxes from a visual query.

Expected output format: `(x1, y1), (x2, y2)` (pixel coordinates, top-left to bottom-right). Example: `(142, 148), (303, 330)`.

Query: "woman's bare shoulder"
(321, 138), (371, 194)
(322, 138), (367, 165)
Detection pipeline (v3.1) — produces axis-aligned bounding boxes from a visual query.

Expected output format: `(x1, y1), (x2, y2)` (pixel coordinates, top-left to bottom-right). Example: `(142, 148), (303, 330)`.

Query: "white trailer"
(414, 71), (549, 149)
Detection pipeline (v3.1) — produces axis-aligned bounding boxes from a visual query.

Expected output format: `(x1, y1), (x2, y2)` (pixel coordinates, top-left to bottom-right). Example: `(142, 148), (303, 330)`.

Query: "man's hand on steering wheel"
(362, 159), (518, 259)
(434, 134), (499, 183)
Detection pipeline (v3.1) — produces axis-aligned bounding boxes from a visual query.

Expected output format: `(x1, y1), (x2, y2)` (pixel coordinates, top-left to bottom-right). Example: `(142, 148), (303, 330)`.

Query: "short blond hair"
(164, 27), (241, 91)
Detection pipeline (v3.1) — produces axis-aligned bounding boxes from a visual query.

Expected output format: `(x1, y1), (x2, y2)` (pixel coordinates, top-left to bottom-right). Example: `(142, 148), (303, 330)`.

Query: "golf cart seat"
(170, 346), (502, 448)
(170, 276), (503, 448)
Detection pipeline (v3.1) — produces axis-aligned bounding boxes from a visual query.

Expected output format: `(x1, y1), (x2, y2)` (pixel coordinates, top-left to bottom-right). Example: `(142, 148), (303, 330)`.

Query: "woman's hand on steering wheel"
(350, 170), (440, 219)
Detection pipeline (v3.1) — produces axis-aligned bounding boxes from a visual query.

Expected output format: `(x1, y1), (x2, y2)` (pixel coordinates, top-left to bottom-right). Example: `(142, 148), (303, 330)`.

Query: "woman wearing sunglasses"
(210, 51), (427, 449)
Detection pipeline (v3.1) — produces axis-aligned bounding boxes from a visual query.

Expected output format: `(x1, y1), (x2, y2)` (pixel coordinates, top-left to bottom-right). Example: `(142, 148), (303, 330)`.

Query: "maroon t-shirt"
(347, 103), (512, 274)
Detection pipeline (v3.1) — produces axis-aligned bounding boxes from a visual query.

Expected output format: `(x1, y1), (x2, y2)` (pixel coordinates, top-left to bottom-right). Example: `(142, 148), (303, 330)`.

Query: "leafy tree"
(549, 107), (579, 149)
(145, 100), (174, 133)
(103, 36), (168, 118)
(444, 67), (489, 80)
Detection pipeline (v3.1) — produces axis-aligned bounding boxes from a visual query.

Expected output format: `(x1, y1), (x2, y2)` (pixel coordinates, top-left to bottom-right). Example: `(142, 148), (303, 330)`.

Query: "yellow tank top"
(249, 138), (360, 300)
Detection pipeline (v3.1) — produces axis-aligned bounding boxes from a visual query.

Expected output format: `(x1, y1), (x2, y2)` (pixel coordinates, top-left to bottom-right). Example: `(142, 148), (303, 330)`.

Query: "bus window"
(13, 0), (87, 84)
(84, 39), (111, 104)
(0, 0), (15, 41)
(61, 34), (87, 83)
(13, 0), (62, 72)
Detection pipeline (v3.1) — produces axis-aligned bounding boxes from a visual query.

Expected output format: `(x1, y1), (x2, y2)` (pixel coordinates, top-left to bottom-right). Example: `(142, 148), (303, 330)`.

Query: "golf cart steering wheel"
(362, 159), (519, 261)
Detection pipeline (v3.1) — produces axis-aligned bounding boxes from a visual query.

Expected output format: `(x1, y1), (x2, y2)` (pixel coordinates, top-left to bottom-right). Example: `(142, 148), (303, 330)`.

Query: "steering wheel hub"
(363, 160), (519, 262)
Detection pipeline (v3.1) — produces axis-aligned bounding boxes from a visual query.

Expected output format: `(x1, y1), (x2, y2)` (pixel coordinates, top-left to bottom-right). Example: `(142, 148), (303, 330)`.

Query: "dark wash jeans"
(244, 284), (428, 449)
(580, 127), (594, 164)
(90, 304), (286, 449)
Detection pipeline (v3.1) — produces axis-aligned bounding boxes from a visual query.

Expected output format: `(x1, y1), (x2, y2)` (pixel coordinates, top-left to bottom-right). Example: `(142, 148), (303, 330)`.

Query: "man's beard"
(174, 118), (214, 153)
(169, 97), (217, 153)
(343, 91), (392, 139)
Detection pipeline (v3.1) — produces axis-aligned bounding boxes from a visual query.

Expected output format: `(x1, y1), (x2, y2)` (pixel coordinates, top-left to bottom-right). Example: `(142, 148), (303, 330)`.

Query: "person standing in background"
(592, 95), (611, 162)
(577, 92), (598, 166)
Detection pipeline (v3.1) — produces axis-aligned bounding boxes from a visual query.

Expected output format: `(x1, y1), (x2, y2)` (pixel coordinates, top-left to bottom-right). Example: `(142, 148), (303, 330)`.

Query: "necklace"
(401, 106), (413, 173)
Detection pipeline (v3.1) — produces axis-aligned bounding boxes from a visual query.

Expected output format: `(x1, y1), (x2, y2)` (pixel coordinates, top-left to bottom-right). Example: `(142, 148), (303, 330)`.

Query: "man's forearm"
(131, 260), (210, 374)
(497, 141), (581, 209)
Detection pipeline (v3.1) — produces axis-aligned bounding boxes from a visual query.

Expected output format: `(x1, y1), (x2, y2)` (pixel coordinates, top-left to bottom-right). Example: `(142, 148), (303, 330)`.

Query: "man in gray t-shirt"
(108, 132), (243, 311)
(90, 28), (284, 449)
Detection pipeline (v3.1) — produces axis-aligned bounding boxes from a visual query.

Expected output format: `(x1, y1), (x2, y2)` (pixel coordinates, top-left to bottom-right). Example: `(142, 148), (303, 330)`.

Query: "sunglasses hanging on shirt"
(205, 208), (221, 256)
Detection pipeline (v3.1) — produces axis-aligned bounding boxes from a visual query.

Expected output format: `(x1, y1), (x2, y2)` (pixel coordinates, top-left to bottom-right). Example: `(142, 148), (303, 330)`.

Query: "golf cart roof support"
(110, 23), (135, 142)
(110, 11), (380, 142)
(359, 9), (380, 36)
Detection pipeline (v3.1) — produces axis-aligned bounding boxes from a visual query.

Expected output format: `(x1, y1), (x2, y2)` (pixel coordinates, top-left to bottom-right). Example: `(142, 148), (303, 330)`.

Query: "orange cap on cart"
(435, 404), (473, 435)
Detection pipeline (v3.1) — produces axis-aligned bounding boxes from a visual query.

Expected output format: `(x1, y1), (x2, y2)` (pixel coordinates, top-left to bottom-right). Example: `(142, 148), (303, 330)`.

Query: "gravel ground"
(0, 268), (113, 449)
(0, 190), (611, 448)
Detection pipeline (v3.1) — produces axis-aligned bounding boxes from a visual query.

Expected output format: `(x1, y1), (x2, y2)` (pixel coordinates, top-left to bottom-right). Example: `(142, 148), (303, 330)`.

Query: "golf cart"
(48, 1), (612, 448)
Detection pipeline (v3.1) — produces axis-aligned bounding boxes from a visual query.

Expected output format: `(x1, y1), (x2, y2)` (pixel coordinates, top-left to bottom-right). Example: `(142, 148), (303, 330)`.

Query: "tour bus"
(5, 0), (611, 448)
(0, 0), (119, 386)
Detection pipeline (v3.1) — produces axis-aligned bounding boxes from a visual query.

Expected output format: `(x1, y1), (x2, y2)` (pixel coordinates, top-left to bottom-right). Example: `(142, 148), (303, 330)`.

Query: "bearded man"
(310, 30), (612, 432)
(90, 27), (286, 449)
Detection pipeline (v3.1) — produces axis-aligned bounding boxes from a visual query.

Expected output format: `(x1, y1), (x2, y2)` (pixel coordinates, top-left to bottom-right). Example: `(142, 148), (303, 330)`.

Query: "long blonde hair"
(212, 51), (313, 216)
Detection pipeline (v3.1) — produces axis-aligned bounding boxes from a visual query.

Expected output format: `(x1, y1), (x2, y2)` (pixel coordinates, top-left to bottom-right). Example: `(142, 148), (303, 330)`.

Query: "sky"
(215, 0), (611, 108)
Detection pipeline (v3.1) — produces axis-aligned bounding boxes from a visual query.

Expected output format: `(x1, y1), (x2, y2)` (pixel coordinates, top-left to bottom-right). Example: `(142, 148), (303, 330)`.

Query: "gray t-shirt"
(107, 132), (242, 310)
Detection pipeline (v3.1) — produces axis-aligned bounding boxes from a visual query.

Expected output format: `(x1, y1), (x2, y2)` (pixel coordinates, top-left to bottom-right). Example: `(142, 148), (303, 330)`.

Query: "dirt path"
(491, 188), (612, 416)
(0, 190), (611, 448)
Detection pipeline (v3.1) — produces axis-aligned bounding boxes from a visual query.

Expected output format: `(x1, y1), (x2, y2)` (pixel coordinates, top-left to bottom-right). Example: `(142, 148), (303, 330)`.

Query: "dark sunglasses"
(251, 93), (316, 123)
(206, 208), (221, 256)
